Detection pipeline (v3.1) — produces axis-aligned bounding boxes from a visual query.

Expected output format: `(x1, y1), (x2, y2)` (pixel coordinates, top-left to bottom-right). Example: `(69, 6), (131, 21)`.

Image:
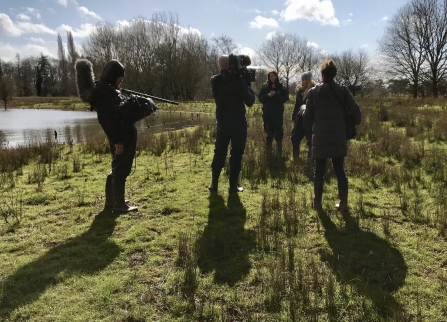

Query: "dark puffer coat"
(258, 82), (289, 113)
(303, 80), (361, 159)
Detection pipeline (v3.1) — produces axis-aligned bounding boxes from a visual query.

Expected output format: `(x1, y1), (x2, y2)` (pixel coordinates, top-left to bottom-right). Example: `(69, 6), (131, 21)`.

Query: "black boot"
(229, 175), (243, 193)
(208, 170), (220, 193)
(266, 138), (273, 159)
(313, 181), (323, 210)
(104, 173), (114, 209)
(292, 144), (300, 162)
(276, 141), (283, 158)
(112, 177), (138, 214)
(105, 173), (129, 208)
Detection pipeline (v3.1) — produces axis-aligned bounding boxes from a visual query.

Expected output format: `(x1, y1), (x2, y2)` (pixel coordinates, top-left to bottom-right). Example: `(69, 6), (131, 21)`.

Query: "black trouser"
(211, 116), (247, 178)
(291, 116), (306, 148)
(313, 157), (348, 193)
(107, 127), (137, 204)
(262, 110), (284, 144)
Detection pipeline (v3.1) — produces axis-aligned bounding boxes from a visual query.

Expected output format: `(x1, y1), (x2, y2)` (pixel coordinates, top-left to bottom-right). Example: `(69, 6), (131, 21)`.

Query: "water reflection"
(0, 108), (214, 148)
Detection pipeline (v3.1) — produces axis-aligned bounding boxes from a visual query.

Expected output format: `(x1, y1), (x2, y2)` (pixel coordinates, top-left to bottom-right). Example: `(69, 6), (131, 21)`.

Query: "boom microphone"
(75, 59), (96, 103)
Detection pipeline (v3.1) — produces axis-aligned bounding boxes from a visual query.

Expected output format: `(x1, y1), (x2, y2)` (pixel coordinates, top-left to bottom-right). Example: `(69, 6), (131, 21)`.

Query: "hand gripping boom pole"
(120, 88), (179, 105)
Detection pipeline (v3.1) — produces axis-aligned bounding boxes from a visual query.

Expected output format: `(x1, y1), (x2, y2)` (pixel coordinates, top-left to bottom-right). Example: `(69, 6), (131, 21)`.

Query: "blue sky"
(0, 0), (410, 62)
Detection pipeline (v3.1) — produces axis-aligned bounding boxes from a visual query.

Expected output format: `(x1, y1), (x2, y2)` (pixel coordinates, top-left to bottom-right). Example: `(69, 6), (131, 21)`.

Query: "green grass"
(1, 98), (447, 321)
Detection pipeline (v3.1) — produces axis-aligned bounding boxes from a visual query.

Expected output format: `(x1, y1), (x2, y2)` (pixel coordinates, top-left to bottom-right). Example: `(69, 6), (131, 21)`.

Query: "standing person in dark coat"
(258, 70), (289, 158)
(291, 72), (315, 161)
(90, 59), (138, 214)
(208, 55), (256, 193)
(303, 60), (361, 211)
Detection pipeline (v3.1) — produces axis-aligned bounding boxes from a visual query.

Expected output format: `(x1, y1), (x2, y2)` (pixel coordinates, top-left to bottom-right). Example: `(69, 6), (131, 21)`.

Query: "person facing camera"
(303, 59), (361, 211)
(258, 70), (289, 158)
(291, 71), (315, 162)
(208, 55), (255, 194)
(90, 60), (138, 214)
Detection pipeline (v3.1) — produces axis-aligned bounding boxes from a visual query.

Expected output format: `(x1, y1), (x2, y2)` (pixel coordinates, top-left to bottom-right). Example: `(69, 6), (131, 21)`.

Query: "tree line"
(1, 0), (446, 107)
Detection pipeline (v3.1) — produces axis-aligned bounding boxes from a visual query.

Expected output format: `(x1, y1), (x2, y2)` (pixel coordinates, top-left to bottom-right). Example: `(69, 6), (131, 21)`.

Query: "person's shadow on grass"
(0, 209), (120, 319)
(197, 193), (256, 286)
(317, 208), (408, 319)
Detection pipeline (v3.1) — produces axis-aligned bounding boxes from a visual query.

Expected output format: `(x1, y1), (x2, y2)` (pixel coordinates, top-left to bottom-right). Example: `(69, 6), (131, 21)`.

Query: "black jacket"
(211, 71), (255, 119)
(303, 80), (361, 159)
(292, 88), (305, 121)
(258, 82), (289, 113)
(90, 81), (135, 145)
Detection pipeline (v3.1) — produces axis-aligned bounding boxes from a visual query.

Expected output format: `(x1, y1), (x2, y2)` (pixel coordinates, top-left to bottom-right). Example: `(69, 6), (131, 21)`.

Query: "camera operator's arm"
(243, 84), (255, 107)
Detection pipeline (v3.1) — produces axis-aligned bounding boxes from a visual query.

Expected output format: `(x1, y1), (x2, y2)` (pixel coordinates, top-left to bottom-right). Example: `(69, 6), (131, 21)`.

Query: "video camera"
(228, 54), (256, 85)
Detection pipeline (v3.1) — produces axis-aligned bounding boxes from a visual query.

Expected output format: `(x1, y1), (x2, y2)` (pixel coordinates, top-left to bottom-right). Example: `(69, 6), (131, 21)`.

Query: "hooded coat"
(303, 80), (361, 159)
(90, 60), (135, 146)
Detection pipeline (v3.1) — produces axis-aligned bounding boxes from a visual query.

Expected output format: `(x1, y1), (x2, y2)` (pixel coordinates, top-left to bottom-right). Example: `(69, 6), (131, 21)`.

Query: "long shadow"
(0, 209), (120, 319)
(196, 193), (256, 286)
(317, 209), (408, 319)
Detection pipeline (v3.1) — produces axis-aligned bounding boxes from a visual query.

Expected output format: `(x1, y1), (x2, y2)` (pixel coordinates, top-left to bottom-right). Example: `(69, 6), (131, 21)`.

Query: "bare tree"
(412, 0), (447, 97)
(333, 48), (372, 96)
(212, 34), (238, 55)
(257, 33), (307, 90)
(378, 4), (426, 98)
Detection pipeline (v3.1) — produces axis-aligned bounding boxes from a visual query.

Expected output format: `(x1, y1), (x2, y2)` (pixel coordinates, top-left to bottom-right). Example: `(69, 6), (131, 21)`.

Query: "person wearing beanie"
(258, 70), (289, 159)
(90, 59), (138, 214)
(291, 71), (315, 162)
(303, 60), (361, 211)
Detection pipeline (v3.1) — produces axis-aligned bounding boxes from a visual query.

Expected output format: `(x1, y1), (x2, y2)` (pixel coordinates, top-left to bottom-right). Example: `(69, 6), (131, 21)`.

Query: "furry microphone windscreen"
(75, 59), (96, 103)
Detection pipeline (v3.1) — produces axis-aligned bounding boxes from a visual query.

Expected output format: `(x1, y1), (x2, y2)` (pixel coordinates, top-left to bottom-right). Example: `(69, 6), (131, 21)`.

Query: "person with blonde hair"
(291, 72), (315, 161)
(303, 60), (361, 211)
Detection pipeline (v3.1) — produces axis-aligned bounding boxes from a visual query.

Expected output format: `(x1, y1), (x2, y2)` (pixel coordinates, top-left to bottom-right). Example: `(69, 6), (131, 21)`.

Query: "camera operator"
(90, 59), (138, 214)
(258, 70), (289, 158)
(208, 55), (255, 193)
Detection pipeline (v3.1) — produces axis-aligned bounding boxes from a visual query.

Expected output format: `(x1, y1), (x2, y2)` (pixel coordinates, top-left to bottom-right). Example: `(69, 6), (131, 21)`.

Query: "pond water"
(0, 108), (215, 148)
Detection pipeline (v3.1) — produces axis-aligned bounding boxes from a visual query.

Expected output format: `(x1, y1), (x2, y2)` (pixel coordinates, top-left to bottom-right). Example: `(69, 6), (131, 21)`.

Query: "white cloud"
(116, 20), (131, 28)
(307, 41), (319, 48)
(0, 13), (56, 37)
(380, 16), (389, 21)
(238, 46), (257, 59)
(342, 19), (352, 26)
(0, 41), (56, 62)
(281, 0), (339, 26)
(77, 6), (102, 20)
(17, 14), (31, 21)
(58, 23), (95, 38)
(30, 37), (45, 44)
(55, 0), (78, 7)
(25, 7), (41, 20)
(249, 16), (279, 29)
(272, 10), (279, 15)
(178, 25), (202, 37)
(266, 31), (277, 40)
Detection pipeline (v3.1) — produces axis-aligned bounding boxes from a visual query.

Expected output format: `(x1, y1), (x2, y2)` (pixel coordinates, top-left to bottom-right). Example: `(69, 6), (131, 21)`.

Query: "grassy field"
(1, 96), (447, 321)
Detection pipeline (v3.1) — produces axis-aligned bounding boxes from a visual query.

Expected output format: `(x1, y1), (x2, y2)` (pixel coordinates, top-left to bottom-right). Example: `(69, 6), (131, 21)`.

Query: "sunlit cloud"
(25, 7), (41, 19)
(77, 6), (102, 20)
(281, 0), (339, 26)
(17, 14), (31, 21)
(58, 23), (95, 38)
(249, 16), (279, 29)
(30, 37), (45, 44)
(0, 13), (56, 37)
